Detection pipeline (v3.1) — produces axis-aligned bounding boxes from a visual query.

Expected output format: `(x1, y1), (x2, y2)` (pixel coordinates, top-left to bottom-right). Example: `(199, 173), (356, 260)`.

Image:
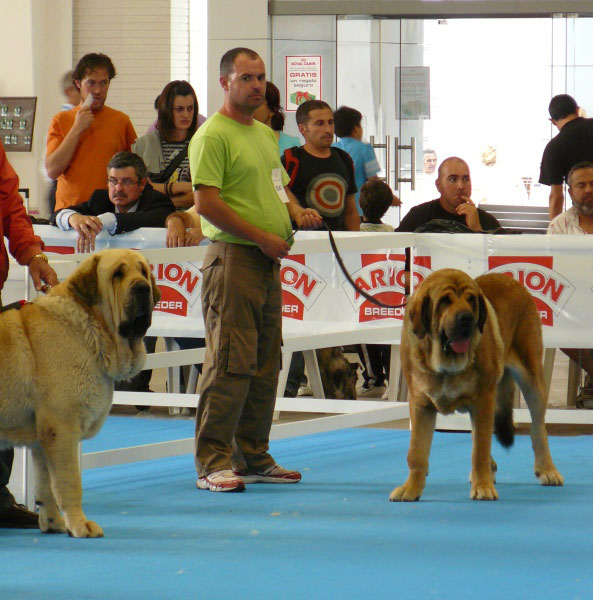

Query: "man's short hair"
(549, 94), (578, 121)
(107, 152), (147, 181)
(567, 161), (593, 186)
(359, 180), (392, 221)
(72, 53), (116, 82)
(295, 100), (332, 127)
(219, 47), (260, 77)
(334, 106), (362, 138)
(423, 148), (436, 157)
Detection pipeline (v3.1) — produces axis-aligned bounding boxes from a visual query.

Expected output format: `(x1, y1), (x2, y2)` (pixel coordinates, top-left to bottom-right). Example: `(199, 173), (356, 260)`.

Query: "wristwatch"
(29, 252), (49, 264)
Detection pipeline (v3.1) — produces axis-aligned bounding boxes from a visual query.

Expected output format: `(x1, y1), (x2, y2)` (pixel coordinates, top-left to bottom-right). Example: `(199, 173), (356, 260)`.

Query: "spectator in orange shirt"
(45, 53), (136, 211)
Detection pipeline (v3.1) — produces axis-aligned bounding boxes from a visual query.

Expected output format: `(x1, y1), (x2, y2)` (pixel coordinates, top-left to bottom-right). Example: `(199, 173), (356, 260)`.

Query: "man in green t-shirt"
(189, 47), (322, 493)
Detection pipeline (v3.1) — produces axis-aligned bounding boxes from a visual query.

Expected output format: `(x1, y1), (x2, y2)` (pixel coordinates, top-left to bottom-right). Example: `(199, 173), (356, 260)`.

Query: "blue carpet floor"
(2, 418), (593, 600)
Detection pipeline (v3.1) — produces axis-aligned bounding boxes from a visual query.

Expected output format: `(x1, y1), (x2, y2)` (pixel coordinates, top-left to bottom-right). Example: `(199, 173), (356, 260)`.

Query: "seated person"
(166, 206), (205, 248)
(547, 160), (593, 402)
(360, 179), (395, 232)
(356, 180), (394, 398)
(53, 151), (175, 252)
(396, 156), (500, 234)
(54, 151), (175, 402)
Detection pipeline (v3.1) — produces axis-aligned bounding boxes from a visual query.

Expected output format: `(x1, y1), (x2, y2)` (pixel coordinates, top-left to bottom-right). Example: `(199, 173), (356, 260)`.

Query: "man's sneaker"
(356, 383), (386, 399)
(381, 388), (390, 401)
(196, 469), (245, 492)
(297, 385), (313, 397)
(235, 464), (302, 484)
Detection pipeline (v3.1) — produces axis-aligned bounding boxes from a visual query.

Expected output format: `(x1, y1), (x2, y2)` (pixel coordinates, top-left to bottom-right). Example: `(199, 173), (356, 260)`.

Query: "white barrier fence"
(8, 228), (593, 506)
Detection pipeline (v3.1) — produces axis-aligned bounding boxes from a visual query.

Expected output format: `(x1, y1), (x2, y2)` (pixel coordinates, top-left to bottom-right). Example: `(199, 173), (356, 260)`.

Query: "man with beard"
(53, 151), (174, 252)
(548, 161), (593, 403)
(396, 156), (500, 234)
(282, 99), (359, 232)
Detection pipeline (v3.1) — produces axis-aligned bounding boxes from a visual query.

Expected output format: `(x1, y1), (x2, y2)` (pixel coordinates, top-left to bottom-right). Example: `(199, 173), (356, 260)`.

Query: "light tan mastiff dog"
(390, 268), (563, 502)
(0, 249), (160, 537)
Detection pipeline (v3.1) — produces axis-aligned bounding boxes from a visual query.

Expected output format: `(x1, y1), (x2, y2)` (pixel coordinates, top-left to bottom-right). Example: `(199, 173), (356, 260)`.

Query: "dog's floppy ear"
(69, 255), (100, 306)
(477, 292), (487, 333)
(150, 272), (161, 305)
(408, 292), (432, 339)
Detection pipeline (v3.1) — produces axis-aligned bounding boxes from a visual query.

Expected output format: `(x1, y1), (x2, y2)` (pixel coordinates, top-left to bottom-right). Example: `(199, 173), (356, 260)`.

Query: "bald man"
(396, 156), (501, 233)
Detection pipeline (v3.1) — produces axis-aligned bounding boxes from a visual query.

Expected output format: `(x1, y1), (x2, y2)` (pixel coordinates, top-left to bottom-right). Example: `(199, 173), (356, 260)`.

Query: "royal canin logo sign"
(344, 254), (432, 322)
(486, 256), (574, 326)
(281, 255), (326, 320)
(151, 262), (202, 317)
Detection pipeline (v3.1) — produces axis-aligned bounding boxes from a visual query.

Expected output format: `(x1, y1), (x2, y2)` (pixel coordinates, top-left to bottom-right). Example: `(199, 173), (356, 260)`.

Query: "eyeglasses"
(107, 177), (139, 187)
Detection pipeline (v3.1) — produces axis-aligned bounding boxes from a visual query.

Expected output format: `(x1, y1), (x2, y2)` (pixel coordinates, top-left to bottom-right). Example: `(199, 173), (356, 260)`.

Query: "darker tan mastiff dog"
(390, 268), (563, 502)
(0, 249), (160, 537)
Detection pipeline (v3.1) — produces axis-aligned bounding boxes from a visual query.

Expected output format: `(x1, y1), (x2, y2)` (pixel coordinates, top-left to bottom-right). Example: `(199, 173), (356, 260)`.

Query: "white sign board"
(285, 56), (321, 112)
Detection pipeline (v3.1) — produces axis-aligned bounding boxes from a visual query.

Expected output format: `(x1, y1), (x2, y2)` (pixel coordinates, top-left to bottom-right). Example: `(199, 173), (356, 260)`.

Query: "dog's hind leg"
(31, 445), (66, 533)
(512, 353), (564, 485)
(512, 360), (564, 486)
(390, 400), (436, 502)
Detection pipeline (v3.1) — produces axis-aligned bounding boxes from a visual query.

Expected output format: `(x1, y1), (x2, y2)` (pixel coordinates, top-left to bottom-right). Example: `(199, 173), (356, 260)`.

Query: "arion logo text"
(151, 262), (202, 317)
(486, 256), (574, 326)
(344, 254), (432, 322)
(281, 255), (326, 320)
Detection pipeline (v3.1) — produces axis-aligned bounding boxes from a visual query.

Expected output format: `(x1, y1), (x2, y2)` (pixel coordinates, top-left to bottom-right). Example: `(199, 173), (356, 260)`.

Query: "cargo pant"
(195, 241), (282, 477)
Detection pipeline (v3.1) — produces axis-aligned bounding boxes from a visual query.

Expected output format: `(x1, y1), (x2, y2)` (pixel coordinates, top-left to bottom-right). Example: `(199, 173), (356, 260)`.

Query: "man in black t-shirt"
(282, 100), (359, 232)
(397, 156), (500, 233)
(281, 100), (359, 398)
(539, 94), (593, 220)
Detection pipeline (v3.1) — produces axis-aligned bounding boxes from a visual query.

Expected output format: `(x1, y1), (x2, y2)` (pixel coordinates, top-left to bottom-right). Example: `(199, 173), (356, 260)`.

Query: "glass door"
(337, 15), (593, 226)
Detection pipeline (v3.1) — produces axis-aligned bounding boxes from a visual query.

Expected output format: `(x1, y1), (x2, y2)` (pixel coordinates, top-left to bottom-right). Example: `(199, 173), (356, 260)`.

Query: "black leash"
(288, 225), (407, 310)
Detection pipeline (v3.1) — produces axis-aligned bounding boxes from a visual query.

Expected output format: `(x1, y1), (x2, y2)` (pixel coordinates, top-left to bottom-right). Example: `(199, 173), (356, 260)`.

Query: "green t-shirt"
(189, 112), (292, 245)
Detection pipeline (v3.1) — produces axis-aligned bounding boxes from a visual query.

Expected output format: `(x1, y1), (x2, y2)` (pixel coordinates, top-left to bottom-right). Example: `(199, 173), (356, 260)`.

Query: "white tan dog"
(0, 249), (159, 537)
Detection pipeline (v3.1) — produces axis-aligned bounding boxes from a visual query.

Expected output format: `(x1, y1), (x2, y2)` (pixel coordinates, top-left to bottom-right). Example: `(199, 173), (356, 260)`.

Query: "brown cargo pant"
(195, 241), (282, 477)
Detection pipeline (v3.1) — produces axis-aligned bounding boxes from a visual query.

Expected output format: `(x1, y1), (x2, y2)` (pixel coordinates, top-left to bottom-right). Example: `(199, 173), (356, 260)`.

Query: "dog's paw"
(67, 519), (104, 538)
(39, 511), (66, 534)
(389, 484), (421, 502)
(536, 468), (564, 486)
(470, 483), (498, 501)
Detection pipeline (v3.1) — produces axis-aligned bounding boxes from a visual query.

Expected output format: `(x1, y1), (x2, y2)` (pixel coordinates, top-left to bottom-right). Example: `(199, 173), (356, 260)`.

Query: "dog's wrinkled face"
(407, 269), (486, 373)
(70, 249), (161, 341)
(317, 347), (359, 399)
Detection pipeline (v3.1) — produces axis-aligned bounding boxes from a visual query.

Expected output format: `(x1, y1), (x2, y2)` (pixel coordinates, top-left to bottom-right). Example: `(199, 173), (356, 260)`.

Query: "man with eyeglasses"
(46, 53), (137, 211)
(53, 151), (174, 253)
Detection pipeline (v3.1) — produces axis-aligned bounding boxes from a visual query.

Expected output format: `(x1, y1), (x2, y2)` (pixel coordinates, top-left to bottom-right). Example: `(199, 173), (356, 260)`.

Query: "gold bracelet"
(29, 252), (48, 264)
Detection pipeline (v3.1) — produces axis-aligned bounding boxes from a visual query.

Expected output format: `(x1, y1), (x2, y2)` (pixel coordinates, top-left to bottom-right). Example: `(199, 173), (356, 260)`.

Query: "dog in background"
(0, 249), (160, 537)
(390, 268), (563, 502)
(316, 347), (358, 399)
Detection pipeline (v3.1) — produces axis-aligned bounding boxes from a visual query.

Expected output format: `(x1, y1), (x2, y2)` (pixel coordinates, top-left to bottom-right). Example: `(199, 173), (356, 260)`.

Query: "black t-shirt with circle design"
(282, 146), (357, 231)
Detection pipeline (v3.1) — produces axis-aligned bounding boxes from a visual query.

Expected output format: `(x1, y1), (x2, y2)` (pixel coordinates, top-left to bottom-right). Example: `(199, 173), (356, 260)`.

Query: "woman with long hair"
(253, 81), (300, 155)
(133, 80), (203, 208)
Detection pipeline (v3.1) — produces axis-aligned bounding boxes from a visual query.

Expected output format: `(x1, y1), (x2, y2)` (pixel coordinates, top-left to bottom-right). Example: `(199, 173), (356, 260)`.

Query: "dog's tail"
(495, 370), (515, 448)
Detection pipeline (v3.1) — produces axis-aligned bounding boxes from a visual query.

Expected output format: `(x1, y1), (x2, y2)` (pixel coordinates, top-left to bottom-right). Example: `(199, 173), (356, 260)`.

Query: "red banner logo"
(345, 254), (432, 322)
(281, 255), (327, 320)
(487, 256), (574, 326)
(151, 262), (202, 317)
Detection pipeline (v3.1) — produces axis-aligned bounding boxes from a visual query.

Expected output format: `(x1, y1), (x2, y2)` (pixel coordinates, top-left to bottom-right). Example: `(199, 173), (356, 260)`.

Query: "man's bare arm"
(45, 108), (93, 179)
(194, 185), (290, 261)
(549, 184), (564, 220)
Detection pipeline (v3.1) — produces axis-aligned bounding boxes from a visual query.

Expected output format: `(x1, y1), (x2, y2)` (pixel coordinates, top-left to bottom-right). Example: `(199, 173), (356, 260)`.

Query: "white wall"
(0, 0), (72, 216)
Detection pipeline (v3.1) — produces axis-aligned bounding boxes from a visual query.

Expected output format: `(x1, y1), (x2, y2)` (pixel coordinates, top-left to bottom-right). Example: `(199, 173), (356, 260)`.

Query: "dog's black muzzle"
(118, 281), (153, 340)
